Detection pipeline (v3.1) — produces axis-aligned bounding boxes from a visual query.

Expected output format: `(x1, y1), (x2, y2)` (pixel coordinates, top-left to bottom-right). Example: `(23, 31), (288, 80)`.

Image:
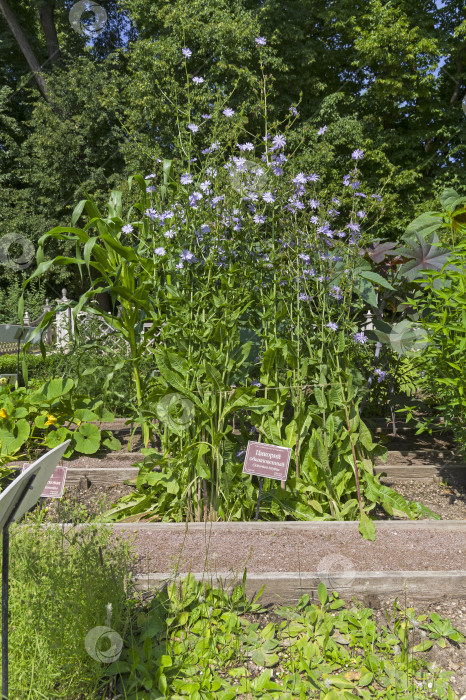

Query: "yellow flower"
(45, 414), (58, 426)
(0, 408), (7, 419)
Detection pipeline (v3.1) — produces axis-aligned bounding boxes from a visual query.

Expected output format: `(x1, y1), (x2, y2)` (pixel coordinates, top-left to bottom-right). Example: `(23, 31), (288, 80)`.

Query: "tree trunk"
(0, 0), (52, 102)
(38, 1), (61, 65)
(449, 45), (464, 106)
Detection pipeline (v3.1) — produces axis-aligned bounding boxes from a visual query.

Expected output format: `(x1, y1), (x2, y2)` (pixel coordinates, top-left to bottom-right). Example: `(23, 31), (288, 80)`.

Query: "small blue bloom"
(271, 134), (286, 150)
(375, 369), (387, 382)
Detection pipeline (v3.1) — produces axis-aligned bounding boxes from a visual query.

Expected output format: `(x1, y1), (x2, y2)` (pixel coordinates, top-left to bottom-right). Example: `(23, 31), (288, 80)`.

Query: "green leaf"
(251, 649), (265, 666)
(74, 408), (100, 422)
(45, 426), (71, 449)
(358, 513), (376, 541)
(159, 655), (172, 668)
(358, 421), (374, 451)
(253, 669), (271, 690)
(73, 423), (101, 454)
(359, 271), (394, 291)
(405, 211), (444, 237)
(71, 199), (88, 227)
(263, 652), (279, 667)
(101, 434), (122, 451)
(439, 188), (465, 213)
(35, 378), (74, 402)
(355, 277), (378, 307)
(359, 672), (374, 686)
(318, 581), (328, 606)
(412, 640), (433, 652)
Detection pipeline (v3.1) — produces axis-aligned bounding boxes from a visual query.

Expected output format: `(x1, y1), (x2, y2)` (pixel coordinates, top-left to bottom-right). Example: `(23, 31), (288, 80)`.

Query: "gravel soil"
(42, 481), (134, 522)
(380, 476), (466, 520)
(123, 523), (466, 575)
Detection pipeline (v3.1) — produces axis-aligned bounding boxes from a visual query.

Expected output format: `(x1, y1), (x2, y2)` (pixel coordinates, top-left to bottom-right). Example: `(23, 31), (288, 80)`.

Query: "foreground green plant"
(23, 49), (452, 533)
(105, 576), (464, 699)
(402, 244), (466, 455)
(3, 521), (134, 699)
(0, 377), (121, 460)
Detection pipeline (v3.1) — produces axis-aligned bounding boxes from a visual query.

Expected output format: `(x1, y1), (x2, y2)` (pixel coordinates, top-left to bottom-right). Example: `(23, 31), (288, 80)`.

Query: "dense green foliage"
(406, 243), (466, 454)
(1, 0), (465, 305)
(4, 520), (132, 699)
(22, 59), (449, 530)
(0, 377), (121, 459)
(107, 575), (465, 699)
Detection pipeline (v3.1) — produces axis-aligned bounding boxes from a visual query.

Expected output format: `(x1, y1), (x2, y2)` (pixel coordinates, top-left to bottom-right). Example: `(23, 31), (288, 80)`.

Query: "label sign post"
(0, 441), (70, 699)
(21, 464), (67, 510)
(242, 442), (292, 520)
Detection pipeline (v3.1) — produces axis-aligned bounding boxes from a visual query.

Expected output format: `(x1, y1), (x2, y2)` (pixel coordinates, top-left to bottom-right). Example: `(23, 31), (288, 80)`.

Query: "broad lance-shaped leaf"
(359, 270), (394, 291)
(354, 276), (377, 307)
(359, 512), (376, 541)
(397, 231), (451, 281)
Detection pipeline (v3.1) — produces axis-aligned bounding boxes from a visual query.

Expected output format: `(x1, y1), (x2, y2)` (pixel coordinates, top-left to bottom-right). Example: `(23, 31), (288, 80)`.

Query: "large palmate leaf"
(439, 188), (465, 213)
(397, 232), (451, 281)
(404, 212), (444, 238)
(371, 318), (429, 356)
(365, 240), (398, 264)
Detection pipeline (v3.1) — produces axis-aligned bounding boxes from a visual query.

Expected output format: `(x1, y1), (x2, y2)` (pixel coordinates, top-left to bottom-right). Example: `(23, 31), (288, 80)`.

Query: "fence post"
(364, 311), (374, 331)
(55, 288), (74, 351)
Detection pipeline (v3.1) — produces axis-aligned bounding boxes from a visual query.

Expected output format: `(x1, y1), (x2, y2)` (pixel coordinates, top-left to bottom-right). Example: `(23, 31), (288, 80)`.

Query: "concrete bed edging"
(92, 519), (466, 531)
(132, 570), (466, 602)
(31, 521), (466, 601)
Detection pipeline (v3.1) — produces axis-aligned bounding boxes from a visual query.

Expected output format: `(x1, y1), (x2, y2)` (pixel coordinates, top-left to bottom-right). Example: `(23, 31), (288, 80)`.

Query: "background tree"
(1, 0), (465, 315)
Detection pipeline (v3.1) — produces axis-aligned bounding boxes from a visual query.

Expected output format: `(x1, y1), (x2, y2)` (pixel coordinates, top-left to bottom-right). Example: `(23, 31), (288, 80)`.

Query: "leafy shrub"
(4, 521), (134, 699)
(0, 378), (121, 460)
(405, 245), (466, 454)
(23, 52), (451, 532)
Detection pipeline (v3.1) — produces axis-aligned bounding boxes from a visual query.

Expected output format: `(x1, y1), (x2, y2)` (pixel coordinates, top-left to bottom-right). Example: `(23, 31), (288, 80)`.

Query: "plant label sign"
(242, 441), (291, 482)
(21, 464), (67, 499)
